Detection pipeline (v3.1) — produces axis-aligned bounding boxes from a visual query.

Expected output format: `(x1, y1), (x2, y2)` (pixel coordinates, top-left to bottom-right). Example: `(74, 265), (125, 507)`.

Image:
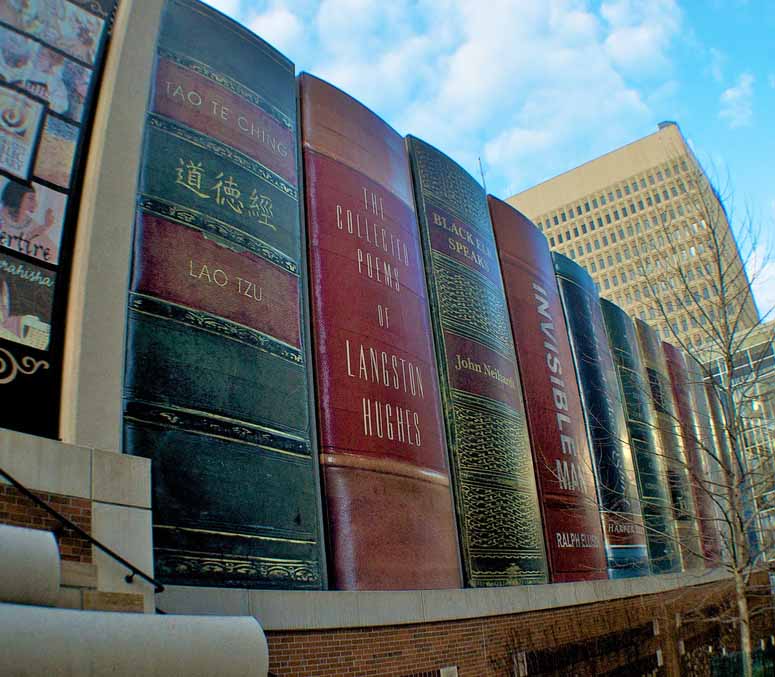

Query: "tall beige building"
(507, 122), (759, 350)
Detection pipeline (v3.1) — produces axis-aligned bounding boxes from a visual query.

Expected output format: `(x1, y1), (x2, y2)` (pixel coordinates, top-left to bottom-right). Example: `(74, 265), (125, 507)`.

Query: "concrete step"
(82, 590), (145, 613)
(60, 560), (97, 589)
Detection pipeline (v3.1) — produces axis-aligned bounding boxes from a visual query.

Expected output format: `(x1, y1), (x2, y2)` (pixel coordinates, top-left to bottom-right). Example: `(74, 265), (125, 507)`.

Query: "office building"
(707, 320), (775, 557)
(508, 122), (759, 350)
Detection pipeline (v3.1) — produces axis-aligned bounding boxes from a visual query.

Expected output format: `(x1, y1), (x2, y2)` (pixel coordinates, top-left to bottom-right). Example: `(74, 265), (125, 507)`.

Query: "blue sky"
(205, 0), (775, 316)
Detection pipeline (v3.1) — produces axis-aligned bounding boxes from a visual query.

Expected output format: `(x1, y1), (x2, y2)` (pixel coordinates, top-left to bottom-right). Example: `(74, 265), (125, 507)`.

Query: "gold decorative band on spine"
(320, 452), (450, 487)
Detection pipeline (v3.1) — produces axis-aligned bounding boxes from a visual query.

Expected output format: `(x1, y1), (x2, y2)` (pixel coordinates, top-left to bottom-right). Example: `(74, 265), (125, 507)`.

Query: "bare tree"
(492, 155), (774, 676)
(634, 151), (775, 677)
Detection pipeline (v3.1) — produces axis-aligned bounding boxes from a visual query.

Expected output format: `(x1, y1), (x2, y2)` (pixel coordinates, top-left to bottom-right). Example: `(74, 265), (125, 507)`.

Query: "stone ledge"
(0, 430), (92, 499)
(158, 567), (732, 631)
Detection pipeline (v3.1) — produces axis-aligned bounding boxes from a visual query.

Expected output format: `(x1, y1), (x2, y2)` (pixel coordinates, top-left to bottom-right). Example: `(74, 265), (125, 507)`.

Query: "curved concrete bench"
(0, 604), (268, 677)
(0, 524), (60, 607)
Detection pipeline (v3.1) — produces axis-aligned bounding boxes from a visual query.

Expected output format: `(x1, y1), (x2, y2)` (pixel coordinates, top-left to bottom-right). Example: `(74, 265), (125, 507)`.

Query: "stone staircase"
(59, 560), (145, 613)
(0, 522), (270, 676)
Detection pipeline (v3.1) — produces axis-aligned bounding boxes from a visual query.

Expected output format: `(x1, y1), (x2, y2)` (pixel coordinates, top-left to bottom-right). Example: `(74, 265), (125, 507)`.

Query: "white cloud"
(384, 1), (659, 191)
(601, 0), (682, 78)
(719, 72), (755, 128)
(203, 0), (242, 20)
(707, 47), (725, 83)
(202, 0), (685, 196)
(248, 6), (303, 54)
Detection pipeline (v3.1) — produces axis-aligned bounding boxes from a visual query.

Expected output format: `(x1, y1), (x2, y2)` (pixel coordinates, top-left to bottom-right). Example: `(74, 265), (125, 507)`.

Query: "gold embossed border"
(155, 551), (321, 587)
(129, 292), (303, 365)
(139, 196), (298, 275)
(158, 47), (293, 131)
(433, 253), (513, 357)
(125, 399), (311, 456)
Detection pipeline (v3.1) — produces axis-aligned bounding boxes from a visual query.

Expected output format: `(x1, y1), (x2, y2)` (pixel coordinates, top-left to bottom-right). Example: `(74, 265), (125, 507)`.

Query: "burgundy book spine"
(131, 215), (301, 345)
(299, 74), (460, 590)
(635, 318), (704, 570)
(686, 356), (727, 561)
(663, 342), (722, 566)
(488, 198), (607, 582)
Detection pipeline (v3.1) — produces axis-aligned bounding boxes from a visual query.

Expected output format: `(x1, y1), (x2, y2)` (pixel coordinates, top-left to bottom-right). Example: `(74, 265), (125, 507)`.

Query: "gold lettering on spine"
(432, 210), (491, 273)
(359, 398), (422, 447)
(345, 341), (425, 400)
(187, 259), (263, 303)
(454, 353), (515, 388)
(164, 77), (289, 158)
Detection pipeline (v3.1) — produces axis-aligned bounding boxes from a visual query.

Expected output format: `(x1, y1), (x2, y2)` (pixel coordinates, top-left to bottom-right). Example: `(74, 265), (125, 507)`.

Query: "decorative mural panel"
(123, 0), (323, 589)
(0, 0), (117, 437)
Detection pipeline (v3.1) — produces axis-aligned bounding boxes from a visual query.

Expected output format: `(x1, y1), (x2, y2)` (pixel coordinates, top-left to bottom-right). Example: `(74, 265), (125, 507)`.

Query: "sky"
(205, 0), (775, 316)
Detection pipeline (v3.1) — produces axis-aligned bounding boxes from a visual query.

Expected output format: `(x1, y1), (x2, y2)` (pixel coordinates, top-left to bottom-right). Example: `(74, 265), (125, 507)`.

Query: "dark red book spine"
(488, 198), (607, 582)
(300, 74), (460, 590)
(663, 342), (722, 565)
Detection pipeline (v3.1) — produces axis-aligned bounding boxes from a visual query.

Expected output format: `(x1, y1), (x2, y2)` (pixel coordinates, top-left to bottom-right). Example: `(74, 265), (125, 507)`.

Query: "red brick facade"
(0, 485), (92, 563)
(2, 481), (771, 677)
(267, 577), (773, 677)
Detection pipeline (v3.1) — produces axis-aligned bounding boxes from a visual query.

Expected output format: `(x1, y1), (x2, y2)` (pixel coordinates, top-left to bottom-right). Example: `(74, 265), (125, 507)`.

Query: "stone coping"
(158, 568), (731, 631)
(0, 429), (150, 510)
(0, 430), (734, 631)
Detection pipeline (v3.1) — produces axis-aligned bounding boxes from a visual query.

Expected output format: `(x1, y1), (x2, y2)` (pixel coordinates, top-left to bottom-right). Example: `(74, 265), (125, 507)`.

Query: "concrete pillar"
(60, 0), (165, 451)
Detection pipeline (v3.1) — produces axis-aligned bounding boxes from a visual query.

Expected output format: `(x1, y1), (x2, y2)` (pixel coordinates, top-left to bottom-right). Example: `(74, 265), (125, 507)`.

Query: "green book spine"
(406, 135), (547, 587)
(601, 299), (682, 573)
(635, 318), (704, 570)
(122, 0), (324, 589)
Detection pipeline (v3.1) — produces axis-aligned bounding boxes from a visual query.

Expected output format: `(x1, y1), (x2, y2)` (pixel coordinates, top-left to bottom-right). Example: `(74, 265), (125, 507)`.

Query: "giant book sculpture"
(553, 254), (648, 577)
(601, 300), (682, 574)
(663, 342), (722, 566)
(123, 0), (324, 588)
(299, 75), (460, 590)
(407, 136), (547, 587)
(635, 319), (703, 570)
(488, 198), (606, 582)
(686, 355), (726, 563)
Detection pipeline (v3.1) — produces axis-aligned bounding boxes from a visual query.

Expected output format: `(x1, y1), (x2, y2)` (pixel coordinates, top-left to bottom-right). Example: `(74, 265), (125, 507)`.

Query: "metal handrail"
(0, 465), (164, 593)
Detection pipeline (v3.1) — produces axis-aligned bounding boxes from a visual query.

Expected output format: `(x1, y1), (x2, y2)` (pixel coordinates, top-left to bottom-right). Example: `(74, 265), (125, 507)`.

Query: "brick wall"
(0, 485), (92, 563)
(266, 578), (774, 677)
